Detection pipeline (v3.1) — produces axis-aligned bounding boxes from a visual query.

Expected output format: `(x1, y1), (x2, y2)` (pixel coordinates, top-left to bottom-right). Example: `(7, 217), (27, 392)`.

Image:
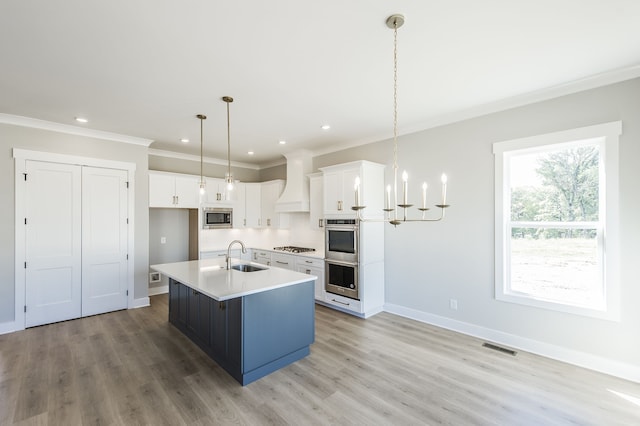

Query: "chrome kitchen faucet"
(226, 240), (247, 269)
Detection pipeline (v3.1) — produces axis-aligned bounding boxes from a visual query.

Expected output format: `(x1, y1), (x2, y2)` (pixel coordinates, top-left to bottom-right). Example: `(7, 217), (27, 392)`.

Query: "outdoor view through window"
(508, 142), (602, 309)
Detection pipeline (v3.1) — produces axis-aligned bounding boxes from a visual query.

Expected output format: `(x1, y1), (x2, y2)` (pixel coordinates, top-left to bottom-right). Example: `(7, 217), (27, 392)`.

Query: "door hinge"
(24, 218), (27, 225)
(24, 305), (27, 313)
(126, 290), (129, 296)
(23, 173), (27, 181)
(126, 181), (129, 188)
(126, 254), (129, 260)
(126, 218), (129, 224)
(24, 261), (27, 268)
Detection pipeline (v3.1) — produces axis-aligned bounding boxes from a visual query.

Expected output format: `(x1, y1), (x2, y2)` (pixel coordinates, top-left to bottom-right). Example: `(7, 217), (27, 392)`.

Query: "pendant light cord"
(226, 101), (232, 181)
(200, 117), (204, 184)
(392, 20), (399, 219)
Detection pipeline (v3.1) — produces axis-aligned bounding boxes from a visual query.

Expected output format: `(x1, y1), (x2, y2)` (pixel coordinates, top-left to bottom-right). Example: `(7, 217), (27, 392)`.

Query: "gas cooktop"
(273, 246), (316, 254)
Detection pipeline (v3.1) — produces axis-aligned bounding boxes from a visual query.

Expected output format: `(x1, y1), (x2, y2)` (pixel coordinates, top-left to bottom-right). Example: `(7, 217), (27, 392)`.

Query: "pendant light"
(222, 96), (234, 191)
(353, 14), (450, 225)
(196, 114), (207, 195)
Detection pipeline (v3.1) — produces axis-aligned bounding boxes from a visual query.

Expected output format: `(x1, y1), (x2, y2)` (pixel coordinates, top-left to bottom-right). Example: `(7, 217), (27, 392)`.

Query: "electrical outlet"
(149, 272), (161, 283)
(449, 299), (458, 310)
(160, 237), (166, 244)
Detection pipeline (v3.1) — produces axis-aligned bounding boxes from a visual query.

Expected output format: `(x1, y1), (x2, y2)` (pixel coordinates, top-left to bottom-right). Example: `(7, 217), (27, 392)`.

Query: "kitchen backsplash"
(199, 213), (324, 252)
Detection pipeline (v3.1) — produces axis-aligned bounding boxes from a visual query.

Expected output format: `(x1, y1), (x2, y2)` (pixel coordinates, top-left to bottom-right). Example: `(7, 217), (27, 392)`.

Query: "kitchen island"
(151, 258), (316, 385)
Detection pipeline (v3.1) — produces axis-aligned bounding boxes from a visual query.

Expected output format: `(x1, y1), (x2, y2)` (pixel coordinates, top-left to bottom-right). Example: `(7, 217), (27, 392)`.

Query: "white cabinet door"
(295, 257), (325, 301)
(149, 173), (176, 207)
(245, 183), (262, 228)
(309, 173), (324, 230)
(233, 183), (247, 228)
(321, 161), (384, 218)
(174, 175), (200, 208)
(149, 172), (199, 208)
(204, 177), (236, 205)
(252, 250), (271, 266)
(81, 167), (128, 316)
(261, 180), (288, 228)
(25, 161), (82, 327)
(323, 169), (358, 216)
(323, 171), (342, 215)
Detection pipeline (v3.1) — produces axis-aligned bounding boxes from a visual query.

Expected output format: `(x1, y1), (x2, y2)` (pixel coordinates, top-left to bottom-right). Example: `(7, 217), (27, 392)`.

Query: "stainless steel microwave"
(203, 207), (232, 229)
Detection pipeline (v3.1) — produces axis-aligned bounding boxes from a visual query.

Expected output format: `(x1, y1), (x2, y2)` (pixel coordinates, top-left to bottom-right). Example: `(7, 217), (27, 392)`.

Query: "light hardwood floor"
(1, 295), (638, 425)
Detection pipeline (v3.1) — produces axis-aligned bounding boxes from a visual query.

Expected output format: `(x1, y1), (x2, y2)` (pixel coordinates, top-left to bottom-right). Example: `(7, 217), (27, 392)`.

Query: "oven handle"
(325, 259), (358, 267)
(331, 298), (350, 306)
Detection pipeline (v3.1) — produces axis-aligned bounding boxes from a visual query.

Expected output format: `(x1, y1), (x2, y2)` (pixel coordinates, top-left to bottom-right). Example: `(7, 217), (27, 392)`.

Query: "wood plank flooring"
(1, 295), (639, 425)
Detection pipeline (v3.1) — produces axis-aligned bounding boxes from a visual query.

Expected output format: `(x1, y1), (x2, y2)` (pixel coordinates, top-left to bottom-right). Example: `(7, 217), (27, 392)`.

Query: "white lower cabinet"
(200, 249), (250, 261)
(295, 256), (324, 302)
(324, 292), (361, 313)
(252, 250), (271, 266)
(271, 253), (295, 270)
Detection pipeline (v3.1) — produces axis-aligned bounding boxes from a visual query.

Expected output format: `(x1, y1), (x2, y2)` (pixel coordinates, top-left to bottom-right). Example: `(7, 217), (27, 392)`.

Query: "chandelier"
(353, 14), (450, 225)
(222, 96), (235, 191)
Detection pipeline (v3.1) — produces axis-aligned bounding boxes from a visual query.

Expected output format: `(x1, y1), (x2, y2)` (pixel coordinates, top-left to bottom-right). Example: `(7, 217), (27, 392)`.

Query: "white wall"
(315, 77), (640, 378)
(0, 123), (150, 325)
(148, 208), (190, 290)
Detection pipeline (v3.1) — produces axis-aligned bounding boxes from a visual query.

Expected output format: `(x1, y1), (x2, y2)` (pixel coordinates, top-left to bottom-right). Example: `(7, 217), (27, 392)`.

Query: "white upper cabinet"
(149, 171), (200, 208)
(234, 183), (262, 228)
(320, 161), (385, 218)
(232, 183), (247, 228)
(261, 180), (288, 228)
(204, 177), (236, 205)
(308, 173), (324, 229)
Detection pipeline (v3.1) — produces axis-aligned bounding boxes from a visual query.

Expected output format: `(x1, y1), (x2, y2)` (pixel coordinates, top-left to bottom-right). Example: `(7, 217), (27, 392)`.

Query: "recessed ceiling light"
(180, 138), (189, 143)
(75, 117), (88, 123)
(247, 151), (254, 155)
(321, 124), (331, 130)
(279, 140), (286, 145)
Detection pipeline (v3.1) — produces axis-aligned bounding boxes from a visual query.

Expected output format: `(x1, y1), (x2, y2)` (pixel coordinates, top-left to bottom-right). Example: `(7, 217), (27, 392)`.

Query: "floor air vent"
(482, 342), (517, 356)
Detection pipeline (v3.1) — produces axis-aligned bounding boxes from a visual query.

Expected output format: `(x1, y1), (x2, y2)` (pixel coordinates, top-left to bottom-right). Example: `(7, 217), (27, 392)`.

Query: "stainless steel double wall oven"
(325, 219), (359, 300)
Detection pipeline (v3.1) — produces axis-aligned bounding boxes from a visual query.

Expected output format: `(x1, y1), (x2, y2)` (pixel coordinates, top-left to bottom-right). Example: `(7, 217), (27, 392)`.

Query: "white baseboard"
(148, 285), (168, 297)
(132, 297), (150, 309)
(0, 320), (21, 335)
(384, 303), (640, 383)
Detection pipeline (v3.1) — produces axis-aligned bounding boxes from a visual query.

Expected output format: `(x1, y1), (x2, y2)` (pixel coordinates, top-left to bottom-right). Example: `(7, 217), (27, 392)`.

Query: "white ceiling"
(2, 1), (640, 166)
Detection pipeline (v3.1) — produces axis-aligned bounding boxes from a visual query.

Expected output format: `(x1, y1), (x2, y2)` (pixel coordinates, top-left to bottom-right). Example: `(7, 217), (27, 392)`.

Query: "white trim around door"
(13, 148), (137, 331)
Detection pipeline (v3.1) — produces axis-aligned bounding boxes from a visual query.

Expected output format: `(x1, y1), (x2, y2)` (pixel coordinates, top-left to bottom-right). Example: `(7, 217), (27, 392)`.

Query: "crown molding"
(313, 65), (640, 157)
(148, 148), (264, 170)
(0, 113), (154, 146)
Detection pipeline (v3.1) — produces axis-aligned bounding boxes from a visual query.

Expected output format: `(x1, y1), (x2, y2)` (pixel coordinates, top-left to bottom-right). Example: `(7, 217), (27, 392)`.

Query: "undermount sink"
(231, 264), (266, 272)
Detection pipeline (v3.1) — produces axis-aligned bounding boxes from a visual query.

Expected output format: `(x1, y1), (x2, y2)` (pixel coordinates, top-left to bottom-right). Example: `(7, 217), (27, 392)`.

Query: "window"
(493, 122), (621, 320)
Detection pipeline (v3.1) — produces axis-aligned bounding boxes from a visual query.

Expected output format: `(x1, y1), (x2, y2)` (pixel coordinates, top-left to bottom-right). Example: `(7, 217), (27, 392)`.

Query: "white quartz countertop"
(150, 258), (317, 301)
(200, 247), (325, 259)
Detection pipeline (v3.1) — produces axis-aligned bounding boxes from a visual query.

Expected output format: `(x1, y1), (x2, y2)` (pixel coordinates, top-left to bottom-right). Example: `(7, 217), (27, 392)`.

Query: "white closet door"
(82, 167), (128, 316)
(25, 161), (82, 327)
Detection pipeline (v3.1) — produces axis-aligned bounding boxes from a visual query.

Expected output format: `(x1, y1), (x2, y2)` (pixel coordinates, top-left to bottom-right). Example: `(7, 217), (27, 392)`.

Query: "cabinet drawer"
(271, 253), (295, 270)
(295, 256), (324, 269)
(324, 292), (361, 313)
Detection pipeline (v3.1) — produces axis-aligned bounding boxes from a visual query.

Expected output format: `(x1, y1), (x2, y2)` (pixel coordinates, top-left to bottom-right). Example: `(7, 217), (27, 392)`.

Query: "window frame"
(493, 122), (621, 321)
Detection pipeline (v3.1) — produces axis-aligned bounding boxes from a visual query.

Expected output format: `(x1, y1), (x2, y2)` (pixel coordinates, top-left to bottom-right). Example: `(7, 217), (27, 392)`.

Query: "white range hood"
(275, 150), (312, 212)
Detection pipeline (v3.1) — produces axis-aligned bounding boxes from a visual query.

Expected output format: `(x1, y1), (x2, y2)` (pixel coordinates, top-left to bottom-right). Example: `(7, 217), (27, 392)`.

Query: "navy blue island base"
(168, 278), (315, 386)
